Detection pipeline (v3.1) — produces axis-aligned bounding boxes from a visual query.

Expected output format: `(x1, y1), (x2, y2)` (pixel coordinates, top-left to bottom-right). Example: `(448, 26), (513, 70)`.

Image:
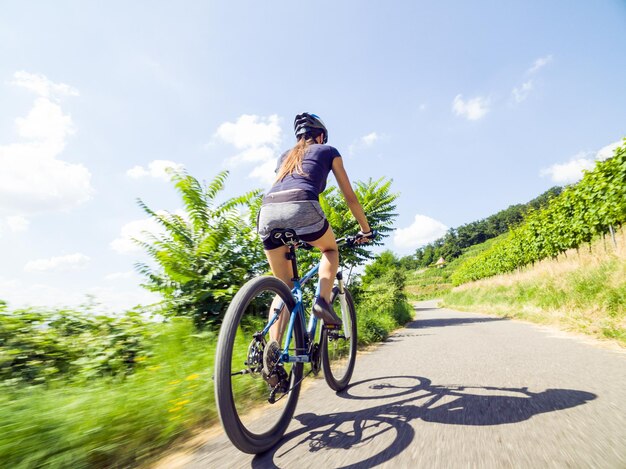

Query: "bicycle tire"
(214, 276), (305, 454)
(321, 287), (357, 391)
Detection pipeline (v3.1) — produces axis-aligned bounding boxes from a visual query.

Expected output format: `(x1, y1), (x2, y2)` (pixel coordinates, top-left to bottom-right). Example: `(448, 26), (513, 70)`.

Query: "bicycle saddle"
(269, 228), (301, 246)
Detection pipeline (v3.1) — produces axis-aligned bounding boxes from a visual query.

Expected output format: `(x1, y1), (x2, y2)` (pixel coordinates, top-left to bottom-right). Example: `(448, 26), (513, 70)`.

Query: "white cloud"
(110, 217), (164, 253)
(126, 159), (185, 181)
(24, 253), (91, 273)
(6, 215), (29, 232)
(11, 71), (79, 99)
(248, 159), (278, 187)
(126, 165), (149, 178)
(512, 56), (553, 104)
(0, 71), (93, 215)
(394, 214), (448, 250)
(228, 146), (275, 165)
(16, 97), (75, 142)
(215, 114), (281, 150)
(215, 114), (283, 184)
(596, 141), (621, 161)
(348, 132), (381, 155)
(452, 94), (489, 121)
(527, 55), (553, 75)
(540, 140), (622, 184)
(540, 156), (595, 184)
(512, 80), (534, 103)
(362, 132), (379, 146)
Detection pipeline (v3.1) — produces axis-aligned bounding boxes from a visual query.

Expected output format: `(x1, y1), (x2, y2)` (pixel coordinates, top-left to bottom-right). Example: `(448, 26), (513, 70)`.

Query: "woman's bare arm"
(331, 157), (371, 233)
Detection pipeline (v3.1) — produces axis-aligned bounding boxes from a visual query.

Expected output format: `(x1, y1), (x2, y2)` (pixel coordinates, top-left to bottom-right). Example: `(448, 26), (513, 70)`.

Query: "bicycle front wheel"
(321, 286), (357, 391)
(214, 276), (304, 454)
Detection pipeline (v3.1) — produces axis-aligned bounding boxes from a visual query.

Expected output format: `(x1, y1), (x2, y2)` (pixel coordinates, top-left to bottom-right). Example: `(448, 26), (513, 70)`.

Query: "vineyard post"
(609, 224), (617, 249)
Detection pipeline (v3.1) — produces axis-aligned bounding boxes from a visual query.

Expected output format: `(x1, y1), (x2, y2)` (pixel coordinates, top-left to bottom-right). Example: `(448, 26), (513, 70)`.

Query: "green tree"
(361, 250), (399, 287)
(318, 177), (399, 268)
(398, 254), (419, 270)
(420, 244), (436, 267)
(135, 170), (265, 327)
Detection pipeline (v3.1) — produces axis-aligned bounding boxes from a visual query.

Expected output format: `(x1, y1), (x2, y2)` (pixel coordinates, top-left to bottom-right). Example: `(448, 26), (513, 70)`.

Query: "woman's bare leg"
(307, 226), (338, 303)
(264, 245), (293, 342)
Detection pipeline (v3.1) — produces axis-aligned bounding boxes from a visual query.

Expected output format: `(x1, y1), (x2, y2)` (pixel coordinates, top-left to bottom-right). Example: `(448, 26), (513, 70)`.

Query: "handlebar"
(297, 230), (378, 250)
(337, 229), (379, 247)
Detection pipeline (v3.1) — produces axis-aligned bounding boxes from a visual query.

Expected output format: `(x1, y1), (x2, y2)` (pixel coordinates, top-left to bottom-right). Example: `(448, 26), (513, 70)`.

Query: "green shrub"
(355, 266), (414, 344)
(0, 318), (219, 468)
(358, 310), (396, 343)
(0, 307), (152, 387)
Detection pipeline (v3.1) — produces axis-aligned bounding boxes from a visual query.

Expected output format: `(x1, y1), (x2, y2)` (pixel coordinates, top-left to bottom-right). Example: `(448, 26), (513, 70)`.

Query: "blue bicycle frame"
(260, 260), (322, 364)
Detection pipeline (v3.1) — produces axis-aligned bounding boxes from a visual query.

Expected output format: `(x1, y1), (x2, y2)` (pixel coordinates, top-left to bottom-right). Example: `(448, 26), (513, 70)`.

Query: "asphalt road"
(156, 300), (626, 468)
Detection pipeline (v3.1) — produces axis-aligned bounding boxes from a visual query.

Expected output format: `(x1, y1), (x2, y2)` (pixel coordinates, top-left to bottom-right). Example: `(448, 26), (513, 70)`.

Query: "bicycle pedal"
(328, 332), (345, 340)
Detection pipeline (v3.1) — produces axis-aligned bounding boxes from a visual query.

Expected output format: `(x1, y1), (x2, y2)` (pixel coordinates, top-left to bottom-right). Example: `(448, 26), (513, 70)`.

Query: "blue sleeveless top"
(267, 144), (341, 200)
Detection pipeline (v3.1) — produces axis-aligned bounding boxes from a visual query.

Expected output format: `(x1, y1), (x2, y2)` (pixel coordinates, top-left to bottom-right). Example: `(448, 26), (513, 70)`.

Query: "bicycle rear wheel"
(214, 276), (305, 454)
(321, 286), (357, 391)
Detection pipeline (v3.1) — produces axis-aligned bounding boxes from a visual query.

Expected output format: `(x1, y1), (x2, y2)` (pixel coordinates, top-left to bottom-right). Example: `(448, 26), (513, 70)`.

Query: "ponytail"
(275, 132), (320, 182)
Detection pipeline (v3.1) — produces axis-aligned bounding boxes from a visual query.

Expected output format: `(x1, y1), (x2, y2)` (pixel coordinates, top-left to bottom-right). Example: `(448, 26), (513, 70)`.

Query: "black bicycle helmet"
(294, 112), (328, 144)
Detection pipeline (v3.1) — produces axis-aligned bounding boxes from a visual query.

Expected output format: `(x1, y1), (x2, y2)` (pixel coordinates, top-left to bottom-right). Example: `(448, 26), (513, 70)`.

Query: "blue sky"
(1, 1), (625, 310)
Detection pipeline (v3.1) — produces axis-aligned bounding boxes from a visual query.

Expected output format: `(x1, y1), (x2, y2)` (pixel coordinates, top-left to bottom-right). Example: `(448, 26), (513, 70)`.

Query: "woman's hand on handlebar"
(355, 229), (377, 244)
(336, 230), (378, 247)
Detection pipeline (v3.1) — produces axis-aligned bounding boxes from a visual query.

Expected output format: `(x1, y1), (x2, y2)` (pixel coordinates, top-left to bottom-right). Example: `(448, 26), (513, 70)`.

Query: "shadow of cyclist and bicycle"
(251, 375), (596, 468)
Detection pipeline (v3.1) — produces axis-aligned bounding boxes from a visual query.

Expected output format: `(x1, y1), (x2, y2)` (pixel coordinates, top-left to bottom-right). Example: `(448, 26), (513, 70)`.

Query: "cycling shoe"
(312, 296), (342, 328)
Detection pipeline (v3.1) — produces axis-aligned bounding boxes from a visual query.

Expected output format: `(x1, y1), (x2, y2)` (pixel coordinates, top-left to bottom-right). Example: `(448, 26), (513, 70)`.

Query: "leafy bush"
(0, 318), (219, 468)
(320, 177), (398, 267)
(0, 307), (151, 387)
(357, 267), (413, 344)
(361, 250), (399, 286)
(136, 170), (265, 327)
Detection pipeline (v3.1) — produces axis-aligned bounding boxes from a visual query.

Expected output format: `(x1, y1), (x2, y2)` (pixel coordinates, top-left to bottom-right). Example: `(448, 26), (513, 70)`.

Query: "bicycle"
(214, 229), (374, 454)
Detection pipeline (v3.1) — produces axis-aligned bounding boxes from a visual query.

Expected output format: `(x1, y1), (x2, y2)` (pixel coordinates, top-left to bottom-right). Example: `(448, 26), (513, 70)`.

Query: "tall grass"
(1, 319), (221, 468)
(443, 227), (626, 345)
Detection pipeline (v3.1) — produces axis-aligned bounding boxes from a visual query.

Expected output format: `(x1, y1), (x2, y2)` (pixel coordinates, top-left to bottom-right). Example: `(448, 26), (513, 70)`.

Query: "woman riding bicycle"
(257, 112), (373, 340)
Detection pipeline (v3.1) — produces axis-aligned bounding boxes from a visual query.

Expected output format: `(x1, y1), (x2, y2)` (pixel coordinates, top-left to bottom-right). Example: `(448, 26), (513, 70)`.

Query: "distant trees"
(399, 186), (562, 269)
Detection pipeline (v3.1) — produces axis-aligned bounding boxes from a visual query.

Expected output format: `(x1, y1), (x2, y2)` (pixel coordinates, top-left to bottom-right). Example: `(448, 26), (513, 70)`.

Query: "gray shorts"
(257, 191), (329, 249)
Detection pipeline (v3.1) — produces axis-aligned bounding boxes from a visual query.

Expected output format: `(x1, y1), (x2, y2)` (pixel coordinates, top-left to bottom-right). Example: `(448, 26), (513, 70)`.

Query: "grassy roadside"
(1, 319), (220, 468)
(442, 227), (626, 346)
(1, 283), (413, 468)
